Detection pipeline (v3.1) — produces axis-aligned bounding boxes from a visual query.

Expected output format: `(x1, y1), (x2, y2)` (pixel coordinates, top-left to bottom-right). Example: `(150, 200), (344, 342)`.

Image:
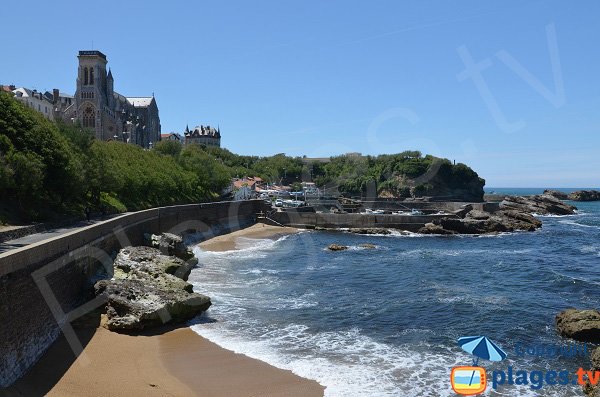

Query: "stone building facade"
(67, 51), (161, 148)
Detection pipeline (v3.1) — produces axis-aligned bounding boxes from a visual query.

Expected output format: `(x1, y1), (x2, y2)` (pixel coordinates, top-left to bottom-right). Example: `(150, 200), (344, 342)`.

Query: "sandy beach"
(198, 223), (300, 252)
(6, 224), (322, 397)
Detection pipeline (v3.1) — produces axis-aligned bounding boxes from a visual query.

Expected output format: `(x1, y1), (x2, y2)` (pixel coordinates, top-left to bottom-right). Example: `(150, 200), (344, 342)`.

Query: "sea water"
(188, 189), (600, 396)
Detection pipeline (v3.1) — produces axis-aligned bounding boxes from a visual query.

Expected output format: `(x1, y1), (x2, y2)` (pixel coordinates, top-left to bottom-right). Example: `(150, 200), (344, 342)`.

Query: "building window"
(82, 106), (95, 128)
(84, 67), (88, 85)
(89, 68), (94, 85)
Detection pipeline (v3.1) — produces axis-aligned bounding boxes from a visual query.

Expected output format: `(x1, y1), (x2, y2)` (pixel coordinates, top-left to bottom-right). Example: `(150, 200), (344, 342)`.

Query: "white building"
(12, 88), (55, 120)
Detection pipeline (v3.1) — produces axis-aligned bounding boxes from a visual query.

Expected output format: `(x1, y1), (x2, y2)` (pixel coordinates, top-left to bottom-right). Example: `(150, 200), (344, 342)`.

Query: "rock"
(418, 207), (542, 235)
(118, 245), (196, 281)
(544, 189), (569, 200)
(452, 204), (473, 219)
(358, 243), (377, 249)
(500, 194), (576, 215)
(591, 347), (600, 371)
(146, 232), (197, 264)
(348, 228), (391, 235)
(466, 210), (490, 220)
(327, 244), (349, 251)
(418, 223), (455, 235)
(556, 309), (600, 342)
(95, 246), (210, 331)
(569, 190), (600, 202)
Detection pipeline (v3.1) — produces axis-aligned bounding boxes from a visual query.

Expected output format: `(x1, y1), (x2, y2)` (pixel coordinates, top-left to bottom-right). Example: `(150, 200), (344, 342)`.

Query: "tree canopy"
(0, 91), (485, 223)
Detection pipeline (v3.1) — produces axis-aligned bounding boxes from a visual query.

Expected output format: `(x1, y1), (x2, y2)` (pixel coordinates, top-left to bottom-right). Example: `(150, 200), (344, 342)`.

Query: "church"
(67, 50), (161, 148)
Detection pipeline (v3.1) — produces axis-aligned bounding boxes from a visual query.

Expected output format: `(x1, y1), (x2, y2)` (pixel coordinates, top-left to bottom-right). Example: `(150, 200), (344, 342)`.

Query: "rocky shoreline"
(545, 189), (600, 202)
(418, 194), (577, 235)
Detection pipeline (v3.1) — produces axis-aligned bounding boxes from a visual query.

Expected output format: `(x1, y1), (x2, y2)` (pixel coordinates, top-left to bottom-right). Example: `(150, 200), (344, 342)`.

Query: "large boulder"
(556, 309), (600, 342)
(95, 246), (210, 331)
(327, 244), (349, 251)
(569, 190), (600, 202)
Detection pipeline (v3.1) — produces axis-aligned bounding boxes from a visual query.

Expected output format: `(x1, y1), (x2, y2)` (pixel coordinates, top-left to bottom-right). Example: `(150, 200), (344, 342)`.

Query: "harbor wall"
(0, 200), (268, 387)
(271, 211), (452, 231)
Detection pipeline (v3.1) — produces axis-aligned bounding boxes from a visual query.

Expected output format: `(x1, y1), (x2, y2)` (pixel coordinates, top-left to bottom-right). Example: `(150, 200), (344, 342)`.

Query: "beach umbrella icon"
(458, 336), (507, 386)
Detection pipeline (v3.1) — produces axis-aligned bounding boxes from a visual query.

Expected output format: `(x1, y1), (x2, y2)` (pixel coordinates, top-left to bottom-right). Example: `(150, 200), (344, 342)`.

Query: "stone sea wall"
(0, 200), (268, 387)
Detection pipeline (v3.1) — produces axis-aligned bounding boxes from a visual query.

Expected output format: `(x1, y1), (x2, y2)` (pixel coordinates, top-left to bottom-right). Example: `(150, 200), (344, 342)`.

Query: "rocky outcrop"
(556, 309), (600, 397)
(418, 207), (542, 235)
(555, 309), (600, 342)
(500, 194), (576, 215)
(569, 190), (600, 202)
(543, 189), (569, 200)
(95, 246), (210, 331)
(327, 244), (349, 251)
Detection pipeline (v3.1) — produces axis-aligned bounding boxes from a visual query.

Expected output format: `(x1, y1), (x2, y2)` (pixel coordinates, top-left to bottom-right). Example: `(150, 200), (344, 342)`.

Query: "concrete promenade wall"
(271, 211), (451, 231)
(359, 200), (499, 212)
(0, 200), (268, 387)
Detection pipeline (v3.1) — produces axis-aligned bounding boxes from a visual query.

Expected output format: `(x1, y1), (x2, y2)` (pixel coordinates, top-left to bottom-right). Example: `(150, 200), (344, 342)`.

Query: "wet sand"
(8, 323), (323, 397)
(199, 223), (299, 252)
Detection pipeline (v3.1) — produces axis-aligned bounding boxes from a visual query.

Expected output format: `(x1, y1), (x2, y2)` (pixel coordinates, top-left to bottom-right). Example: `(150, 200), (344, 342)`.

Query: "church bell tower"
(75, 50), (108, 139)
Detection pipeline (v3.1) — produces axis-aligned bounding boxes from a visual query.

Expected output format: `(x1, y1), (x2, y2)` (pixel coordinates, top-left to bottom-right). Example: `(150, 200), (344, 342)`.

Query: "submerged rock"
(95, 246), (210, 331)
(327, 244), (349, 251)
(556, 309), (600, 342)
(569, 190), (600, 202)
(358, 243), (377, 249)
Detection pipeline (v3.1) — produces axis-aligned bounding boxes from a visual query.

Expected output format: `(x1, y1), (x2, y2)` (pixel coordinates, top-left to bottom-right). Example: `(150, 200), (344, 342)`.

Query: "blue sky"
(2, 0), (599, 187)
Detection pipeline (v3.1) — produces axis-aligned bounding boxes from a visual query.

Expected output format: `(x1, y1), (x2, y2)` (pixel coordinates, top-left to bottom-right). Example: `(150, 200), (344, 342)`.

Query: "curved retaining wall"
(0, 200), (268, 387)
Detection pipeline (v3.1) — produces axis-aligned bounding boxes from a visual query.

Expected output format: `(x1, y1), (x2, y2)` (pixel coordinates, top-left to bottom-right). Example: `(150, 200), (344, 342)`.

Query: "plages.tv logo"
(451, 335), (507, 395)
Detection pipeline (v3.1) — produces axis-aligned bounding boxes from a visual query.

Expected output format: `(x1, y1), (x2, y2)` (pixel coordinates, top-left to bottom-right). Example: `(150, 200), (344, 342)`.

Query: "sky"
(1, 0), (599, 187)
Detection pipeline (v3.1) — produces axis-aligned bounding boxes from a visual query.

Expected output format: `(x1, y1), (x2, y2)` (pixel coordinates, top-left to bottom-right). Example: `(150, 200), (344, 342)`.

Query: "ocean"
(188, 188), (600, 396)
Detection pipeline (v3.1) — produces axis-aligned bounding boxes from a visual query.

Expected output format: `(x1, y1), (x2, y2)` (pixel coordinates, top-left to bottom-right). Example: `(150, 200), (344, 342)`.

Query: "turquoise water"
(189, 191), (600, 396)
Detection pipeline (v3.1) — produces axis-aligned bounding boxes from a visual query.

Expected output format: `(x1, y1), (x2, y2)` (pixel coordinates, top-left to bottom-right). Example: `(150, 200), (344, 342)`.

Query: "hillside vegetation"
(0, 92), (484, 223)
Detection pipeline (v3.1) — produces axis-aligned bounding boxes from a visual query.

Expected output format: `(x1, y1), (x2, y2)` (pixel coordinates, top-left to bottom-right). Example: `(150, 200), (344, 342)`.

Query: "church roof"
(126, 97), (153, 107)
